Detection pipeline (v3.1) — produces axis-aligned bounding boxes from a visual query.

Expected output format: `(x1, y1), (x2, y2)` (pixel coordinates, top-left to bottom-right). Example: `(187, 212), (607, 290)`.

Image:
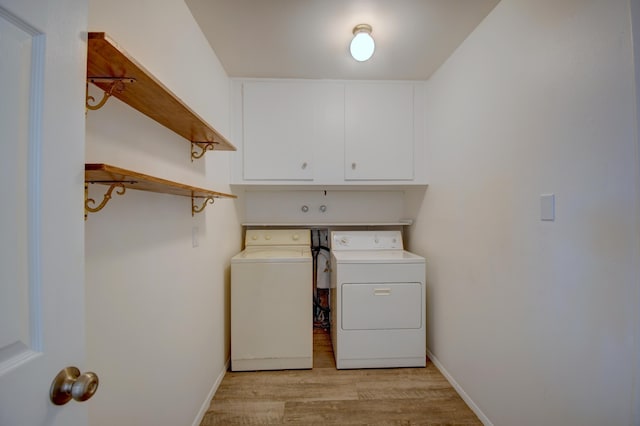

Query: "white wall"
(409, 0), (640, 425)
(241, 190), (411, 225)
(629, 0), (640, 418)
(85, 1), (241, 425)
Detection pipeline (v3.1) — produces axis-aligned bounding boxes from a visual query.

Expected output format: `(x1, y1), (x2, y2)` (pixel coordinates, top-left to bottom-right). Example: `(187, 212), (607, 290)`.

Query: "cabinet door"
(243, 82), (314, 180)
(345, 83), (415, 180)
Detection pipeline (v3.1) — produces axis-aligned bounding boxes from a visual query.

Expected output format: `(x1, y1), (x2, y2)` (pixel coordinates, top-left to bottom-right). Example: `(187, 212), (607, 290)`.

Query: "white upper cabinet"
(242, 81), (315, 180)
(232, 79), (426, 186)
(345, 83), (415, 180)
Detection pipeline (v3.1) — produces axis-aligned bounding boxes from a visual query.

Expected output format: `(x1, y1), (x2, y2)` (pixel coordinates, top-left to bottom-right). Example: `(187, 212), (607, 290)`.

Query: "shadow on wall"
(403, 188), (428, 249)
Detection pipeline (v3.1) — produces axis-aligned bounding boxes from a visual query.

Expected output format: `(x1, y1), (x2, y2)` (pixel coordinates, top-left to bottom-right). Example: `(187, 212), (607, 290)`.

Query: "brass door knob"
(50, 366), (99, 405)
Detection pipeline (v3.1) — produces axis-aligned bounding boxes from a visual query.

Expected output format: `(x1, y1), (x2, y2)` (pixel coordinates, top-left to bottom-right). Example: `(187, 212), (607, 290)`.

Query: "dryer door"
(341, 282), (422, 330)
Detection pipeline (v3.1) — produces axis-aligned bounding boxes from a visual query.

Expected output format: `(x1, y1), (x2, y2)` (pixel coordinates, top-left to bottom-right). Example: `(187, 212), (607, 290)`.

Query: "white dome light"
(350, 24), (375, 62)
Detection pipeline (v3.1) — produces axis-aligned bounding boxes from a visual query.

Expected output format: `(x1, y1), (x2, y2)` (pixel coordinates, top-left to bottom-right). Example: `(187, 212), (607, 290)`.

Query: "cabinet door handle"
(351, 162), (356, 170)
(374, 288), (391, 296)
(301, 162), (308, 170)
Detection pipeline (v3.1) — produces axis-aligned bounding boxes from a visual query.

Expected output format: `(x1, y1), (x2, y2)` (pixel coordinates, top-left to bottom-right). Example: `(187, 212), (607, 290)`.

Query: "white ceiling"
(185, 0), (500, 81)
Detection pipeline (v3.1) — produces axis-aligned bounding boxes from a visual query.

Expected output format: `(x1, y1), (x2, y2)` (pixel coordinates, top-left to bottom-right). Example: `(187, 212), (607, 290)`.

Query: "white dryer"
(231, 229), (312, 371)
(330, 230), (426, 369)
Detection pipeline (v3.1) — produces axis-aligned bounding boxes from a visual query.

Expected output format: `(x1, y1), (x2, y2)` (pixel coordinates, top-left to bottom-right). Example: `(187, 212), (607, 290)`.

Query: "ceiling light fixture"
(350, 24), (375, 62)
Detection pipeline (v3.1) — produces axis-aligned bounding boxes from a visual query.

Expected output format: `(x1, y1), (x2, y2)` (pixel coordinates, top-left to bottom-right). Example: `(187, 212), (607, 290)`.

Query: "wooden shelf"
(84, 163), (236, 219)
(86, 32), (236, 156)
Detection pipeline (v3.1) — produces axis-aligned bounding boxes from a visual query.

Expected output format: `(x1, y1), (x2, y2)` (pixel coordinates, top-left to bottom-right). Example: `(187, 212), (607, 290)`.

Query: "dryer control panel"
(331, 231), (404, 251)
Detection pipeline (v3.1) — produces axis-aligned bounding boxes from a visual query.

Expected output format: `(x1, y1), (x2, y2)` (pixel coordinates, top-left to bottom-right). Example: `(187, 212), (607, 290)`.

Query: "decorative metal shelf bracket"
(86, 77), (136, 111)
(192, 195), (215, 216)
(84, 182), (128, 220)
(191, 141), (218, 161)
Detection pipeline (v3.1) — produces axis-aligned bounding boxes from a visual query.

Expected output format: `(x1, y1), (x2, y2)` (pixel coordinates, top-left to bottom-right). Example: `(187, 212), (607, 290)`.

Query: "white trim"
(28, 31), (45, 353)
(191, 359), (229, 426)
(0, 348), (41, 376)
(242, 221), (413, 227)
(426, 348), (493, 426)
(628, 0), (640, 422)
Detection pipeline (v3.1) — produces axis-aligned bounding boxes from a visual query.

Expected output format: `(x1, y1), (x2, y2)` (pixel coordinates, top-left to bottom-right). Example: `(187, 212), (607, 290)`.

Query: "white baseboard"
(426, 348), (493, 426)
(191, 358), (230, 426)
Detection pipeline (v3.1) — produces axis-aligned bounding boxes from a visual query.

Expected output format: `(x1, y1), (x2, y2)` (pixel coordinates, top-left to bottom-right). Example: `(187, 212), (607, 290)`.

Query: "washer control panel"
(245, 229), (310, 247)
(331, 231), (403, 251)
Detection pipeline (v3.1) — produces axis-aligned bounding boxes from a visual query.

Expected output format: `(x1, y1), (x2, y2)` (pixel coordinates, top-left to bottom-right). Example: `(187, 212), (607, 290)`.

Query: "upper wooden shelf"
(86, 32), (236, 155)
(84, 163), (236, 219)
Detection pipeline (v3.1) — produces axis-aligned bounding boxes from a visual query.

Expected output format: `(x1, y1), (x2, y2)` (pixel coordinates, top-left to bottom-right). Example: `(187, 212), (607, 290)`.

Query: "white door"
(0, 1), (88, 425)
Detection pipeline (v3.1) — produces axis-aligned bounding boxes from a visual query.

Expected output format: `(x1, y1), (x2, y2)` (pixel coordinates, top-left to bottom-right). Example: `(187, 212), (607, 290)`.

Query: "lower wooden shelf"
(84, 163), (236, 219)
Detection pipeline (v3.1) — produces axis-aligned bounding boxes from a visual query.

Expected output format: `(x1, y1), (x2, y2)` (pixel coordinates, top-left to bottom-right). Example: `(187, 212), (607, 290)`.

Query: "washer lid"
(232, 246), (312, 263)
(332, 249), (424, 264)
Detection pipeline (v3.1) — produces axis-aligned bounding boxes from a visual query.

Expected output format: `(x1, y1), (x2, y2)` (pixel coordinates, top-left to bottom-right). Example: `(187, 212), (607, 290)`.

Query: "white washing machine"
(231, 229), (312, 371)
(330, 230), (426, 369)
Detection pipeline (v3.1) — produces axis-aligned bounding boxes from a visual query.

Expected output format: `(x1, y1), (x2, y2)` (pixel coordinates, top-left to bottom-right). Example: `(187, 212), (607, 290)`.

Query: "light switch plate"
(540, 194), (555, 221)
(192, 226), (199, 247)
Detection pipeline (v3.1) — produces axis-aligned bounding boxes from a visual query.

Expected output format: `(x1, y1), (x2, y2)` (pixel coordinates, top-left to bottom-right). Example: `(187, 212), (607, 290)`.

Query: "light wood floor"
(200, 329), (481, 425)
